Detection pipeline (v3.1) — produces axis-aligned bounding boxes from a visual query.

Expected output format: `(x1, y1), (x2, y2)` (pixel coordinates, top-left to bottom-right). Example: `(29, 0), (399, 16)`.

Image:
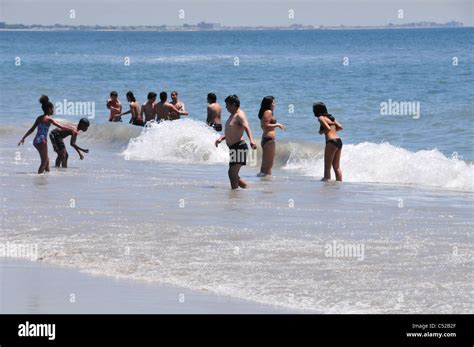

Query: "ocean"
(0, 28), (473, 313)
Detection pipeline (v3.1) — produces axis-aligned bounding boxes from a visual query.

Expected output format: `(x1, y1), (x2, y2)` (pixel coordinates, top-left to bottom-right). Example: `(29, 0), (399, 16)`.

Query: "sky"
(0, 0), (472, 27)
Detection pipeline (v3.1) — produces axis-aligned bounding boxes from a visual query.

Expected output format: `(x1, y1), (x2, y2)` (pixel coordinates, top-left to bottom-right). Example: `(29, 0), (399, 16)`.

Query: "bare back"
(142, 102), (156, 122)
(155, 102), (170, 120)
(207, 102), (222, 125)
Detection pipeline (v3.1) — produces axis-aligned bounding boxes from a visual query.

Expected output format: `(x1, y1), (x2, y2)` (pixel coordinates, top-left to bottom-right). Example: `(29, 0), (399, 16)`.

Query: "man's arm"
(140, 104), (146, 120)
(215, 135), (226, 147)
(207, 106), (213, 125)
(167, 103), (188, 116)
(239, 113), (257, 149)
(70, 132), (88, 159)
(108, 100), (120, 111)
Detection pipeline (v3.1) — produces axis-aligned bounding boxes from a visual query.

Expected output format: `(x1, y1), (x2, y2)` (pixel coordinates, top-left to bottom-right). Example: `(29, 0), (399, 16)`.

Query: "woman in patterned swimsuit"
(18, 95), (67, 174)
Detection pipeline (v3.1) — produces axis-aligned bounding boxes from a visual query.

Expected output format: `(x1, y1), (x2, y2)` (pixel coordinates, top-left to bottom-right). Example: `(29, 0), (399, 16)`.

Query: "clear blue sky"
(1, 0), (472, 27)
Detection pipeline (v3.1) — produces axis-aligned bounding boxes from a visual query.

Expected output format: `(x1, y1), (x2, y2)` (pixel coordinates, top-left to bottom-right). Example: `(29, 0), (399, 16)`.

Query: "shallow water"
(1, 122), (473, 313)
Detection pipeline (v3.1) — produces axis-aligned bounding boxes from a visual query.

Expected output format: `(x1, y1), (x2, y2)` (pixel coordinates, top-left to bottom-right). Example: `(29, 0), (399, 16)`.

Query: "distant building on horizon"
(197, 22), (221, 30)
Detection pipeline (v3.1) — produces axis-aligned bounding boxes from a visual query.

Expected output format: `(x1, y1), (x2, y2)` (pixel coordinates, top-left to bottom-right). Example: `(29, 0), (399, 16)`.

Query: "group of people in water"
(106, 90), (189, 125)
(19, 92), (343, 189)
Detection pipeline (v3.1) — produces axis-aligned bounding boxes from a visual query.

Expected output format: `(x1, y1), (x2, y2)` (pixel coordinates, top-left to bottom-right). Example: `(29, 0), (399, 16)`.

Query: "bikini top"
(270, 118), (277, 125)
(318, 113), (336, 132)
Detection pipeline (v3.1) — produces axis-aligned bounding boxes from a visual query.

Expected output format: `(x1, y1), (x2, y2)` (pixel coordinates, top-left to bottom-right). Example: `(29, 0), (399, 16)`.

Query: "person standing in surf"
(258, 96), (286, 177)
(107, 91), (122, 122)
(141, 92), (158, 123)
(118, 91), (143, 126)
(313, 102), (343, 181)
(49, 118), (90, 168)
(206, 93), (222, 132)
(155, 91), (188, 121)
(170, 90), (186, 120)
(215, 95), (257, 189)
(18, 95), (68, 174)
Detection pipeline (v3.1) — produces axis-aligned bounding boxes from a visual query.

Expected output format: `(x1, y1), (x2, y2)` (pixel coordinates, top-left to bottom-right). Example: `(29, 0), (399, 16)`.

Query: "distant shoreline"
(0, 26), (470, 33)
(0, 20), (466, 32)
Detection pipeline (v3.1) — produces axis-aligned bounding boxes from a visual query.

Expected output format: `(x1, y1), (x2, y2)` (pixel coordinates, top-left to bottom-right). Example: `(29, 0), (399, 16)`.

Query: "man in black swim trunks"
(215, 95), (257, 189)
(206, 93), (222, 132)
(49, 118), (90, 168)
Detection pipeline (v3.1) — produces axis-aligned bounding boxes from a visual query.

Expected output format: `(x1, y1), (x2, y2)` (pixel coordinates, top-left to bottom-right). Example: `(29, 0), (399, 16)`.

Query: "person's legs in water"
(238, 177), (247, 189)
(323, 143), (338, 181)
(228, 164), (248, 189)
(259, 139), (275, 176)
(45, 150), (50, 172)
(60, 149), (69, 168)
(54, 150), (61, 167)
(34, 142), (49, 174)
(53, 148), (66, 168)
(228, 140), (249, 189)
(332, 147), (342, 181)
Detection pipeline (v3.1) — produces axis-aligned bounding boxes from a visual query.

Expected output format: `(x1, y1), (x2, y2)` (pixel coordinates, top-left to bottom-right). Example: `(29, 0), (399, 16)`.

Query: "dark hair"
(225, 94), (240, 108)
(171, 91), (178, 96)
(110, 91), (118, 97)
(39, 95), (53, 114)
(258, 96), (275, 120)
(147, 92), (157, 100)
(78, 118), (90, 127)
(207, 93), (217, 103)
(313, 102), (326, 116)
(313, 102), (335, 132)
(159, 91), (167, 102)
(126, 91), (136, 102)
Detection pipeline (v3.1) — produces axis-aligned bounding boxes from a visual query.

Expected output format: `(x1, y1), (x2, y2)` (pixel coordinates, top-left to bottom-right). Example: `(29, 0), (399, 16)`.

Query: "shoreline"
(0, 27), (469, 33)
(0, 257), (295, 314)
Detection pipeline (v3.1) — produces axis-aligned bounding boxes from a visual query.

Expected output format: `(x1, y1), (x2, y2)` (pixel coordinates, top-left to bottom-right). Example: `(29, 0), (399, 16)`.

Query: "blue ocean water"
(1, 28), (473, 158)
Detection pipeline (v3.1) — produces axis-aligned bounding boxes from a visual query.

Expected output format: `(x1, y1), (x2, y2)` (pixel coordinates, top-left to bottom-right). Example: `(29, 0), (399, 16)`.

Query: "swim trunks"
(49, 129), (66, 152)
(132, 119), (145, 127)
(228, 140), (248, 167)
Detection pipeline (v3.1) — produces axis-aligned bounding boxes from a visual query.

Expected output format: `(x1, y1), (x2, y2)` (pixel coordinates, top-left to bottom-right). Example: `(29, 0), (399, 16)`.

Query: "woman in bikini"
(313, 102), (343, 181)
(18, 95), (68, 174)
(258, 96), (286, 177)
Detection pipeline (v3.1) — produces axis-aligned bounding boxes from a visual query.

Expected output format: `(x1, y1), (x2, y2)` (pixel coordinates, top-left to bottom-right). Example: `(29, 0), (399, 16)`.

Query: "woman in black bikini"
(258, 96), (286, 177)
(313, 102), (343, 181)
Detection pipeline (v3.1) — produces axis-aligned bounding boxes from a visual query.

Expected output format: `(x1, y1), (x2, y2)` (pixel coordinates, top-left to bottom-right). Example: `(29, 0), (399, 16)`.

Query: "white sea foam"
(122, 119), (229, 164)
(284, 142), (474, 192)
(120, 119), (473, 191)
